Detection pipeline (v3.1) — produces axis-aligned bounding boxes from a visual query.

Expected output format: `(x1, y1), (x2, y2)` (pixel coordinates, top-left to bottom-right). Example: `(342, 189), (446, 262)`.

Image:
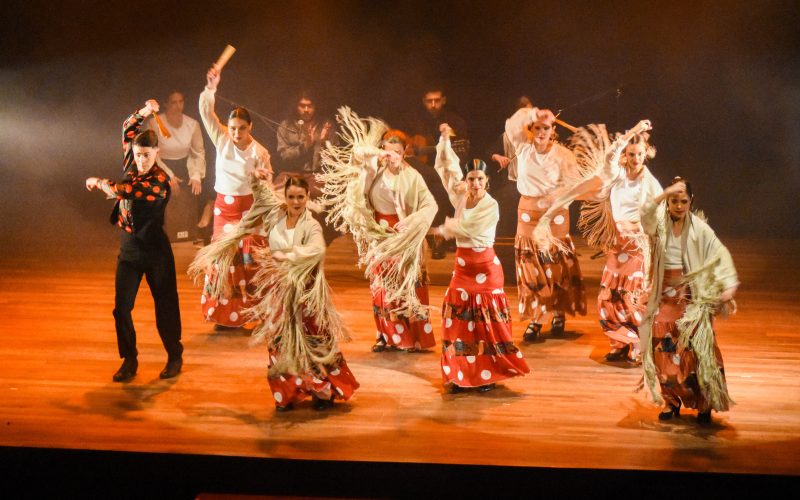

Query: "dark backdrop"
(1, 0), (797, 257)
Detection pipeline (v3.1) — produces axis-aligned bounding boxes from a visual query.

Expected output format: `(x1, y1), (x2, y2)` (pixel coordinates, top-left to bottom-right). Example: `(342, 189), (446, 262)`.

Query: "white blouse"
(268, 217), (295, 251)
(610, 170), (644, 223)
(369, 169), (398, 215)
(455, 196), (497, 248)
(664, 232), (683, 270)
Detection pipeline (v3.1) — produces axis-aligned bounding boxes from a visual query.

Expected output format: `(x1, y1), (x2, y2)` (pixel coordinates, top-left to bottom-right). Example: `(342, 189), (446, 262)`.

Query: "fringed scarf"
(318, 106), (431, 316)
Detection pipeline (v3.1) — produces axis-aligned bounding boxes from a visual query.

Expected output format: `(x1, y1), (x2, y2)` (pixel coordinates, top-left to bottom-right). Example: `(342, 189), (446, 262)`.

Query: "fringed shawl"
(188, 178), (348, 377)
(533, 125), (661, 264)
(318, 106), (437, 315)
(639, 204), (740, 410)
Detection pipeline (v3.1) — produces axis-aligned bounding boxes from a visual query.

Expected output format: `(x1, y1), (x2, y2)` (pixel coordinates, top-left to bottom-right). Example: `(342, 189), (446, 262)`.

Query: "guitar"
(406, 134), (471, 165)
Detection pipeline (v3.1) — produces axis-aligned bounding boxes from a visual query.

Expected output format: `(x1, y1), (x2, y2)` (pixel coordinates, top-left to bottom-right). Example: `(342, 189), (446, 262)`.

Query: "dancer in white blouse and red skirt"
(432, 124), (530, 393)
(197, 66), (272, 328)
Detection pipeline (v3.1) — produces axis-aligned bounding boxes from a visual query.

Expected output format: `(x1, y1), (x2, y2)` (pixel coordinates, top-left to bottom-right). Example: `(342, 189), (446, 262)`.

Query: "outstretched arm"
(198, 67), (228, 147)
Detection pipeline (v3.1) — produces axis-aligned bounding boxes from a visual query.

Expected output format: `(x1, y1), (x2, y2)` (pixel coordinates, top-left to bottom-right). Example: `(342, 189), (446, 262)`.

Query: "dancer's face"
(166, 92), (184, 115)
(466, 170), (487, 196)
(625, 142), (647, 172)
(667, 192), (691, 221)
(228, 117), (252, 147)
(285, 185), (308, 217)
(132, 145), (159, 175)
(532, 122), (553, 149)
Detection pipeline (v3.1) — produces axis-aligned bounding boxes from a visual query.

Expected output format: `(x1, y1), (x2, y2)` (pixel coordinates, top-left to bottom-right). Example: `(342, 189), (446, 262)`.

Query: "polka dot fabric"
(598, 230), (649, 349)
(441, 247), (529, 387)
(212, 193), (254, 240)
(514, 195), (586, 324)
(268, 347), (359, 410)
(201, 234), (268, 327)
(650, 268), (727, 412)
(371, 212), (435, 350)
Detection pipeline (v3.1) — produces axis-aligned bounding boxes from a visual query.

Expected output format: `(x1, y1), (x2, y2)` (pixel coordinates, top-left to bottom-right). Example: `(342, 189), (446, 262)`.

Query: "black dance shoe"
(658, 404), (681, 421)
(447, 384), (465, 394)
(697, 411), (712, 424)
(112, 357), (138, 382)
(523, 322), (542, 342)
(550, 317), (565, 337)
(478, 383), (496, 393)
(275, 403), (294, 412)
(312, 395), (335, 411)
(604, 345), (630, 362)
(159, 357), (183, 379)
(371, 339), (388, 352)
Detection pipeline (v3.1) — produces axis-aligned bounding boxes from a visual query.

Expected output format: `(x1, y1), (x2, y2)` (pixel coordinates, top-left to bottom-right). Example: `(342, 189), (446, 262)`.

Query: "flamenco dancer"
(535, 119), (662, 364)
(640, 178), (738, 424)
(191, 175), (358, 411)
(504, 106), (587, 341)
(198, 65), (272, 328)
(319, 108), (437, 353)
(433, 125), (530, 393)
(85, 99), (183, 381)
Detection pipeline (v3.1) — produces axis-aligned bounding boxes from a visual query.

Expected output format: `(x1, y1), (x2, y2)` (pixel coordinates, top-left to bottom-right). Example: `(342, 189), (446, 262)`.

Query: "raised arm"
(121, 99), (159, 172)
(198, 67), (228, 147)
(434, 123), (465, 209)
(504, 107), (536, 153)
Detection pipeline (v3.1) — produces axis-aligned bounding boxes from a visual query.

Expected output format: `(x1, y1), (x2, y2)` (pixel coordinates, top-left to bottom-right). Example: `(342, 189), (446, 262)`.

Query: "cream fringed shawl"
(639, 205), (739, 411)
(533, 125), (662, 264)
(318, 107), (436, 316)
(188, 179), (348, 377)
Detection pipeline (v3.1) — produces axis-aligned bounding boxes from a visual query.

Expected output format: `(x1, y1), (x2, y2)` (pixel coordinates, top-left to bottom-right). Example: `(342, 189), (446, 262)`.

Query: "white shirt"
(155, 115), (200, 160)
(370, 169), (398, 215)
(455, 196), (497, 248)
(610, 170), (644, 223)
(515, 143), (576, 197)
(664, 232), (683, 270)
(268, 217), (295, 251)
(199, 87), (272, 196)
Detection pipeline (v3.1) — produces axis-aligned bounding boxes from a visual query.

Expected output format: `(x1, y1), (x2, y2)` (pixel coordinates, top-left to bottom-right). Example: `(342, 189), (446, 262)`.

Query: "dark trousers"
(113, 236), (183, 360)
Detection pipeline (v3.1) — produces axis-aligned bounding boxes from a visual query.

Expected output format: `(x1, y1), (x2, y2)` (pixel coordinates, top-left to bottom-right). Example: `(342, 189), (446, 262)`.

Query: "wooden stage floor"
(1, 236), (799, 496)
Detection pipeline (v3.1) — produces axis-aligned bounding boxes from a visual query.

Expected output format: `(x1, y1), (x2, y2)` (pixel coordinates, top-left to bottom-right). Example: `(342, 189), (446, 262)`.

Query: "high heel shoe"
(604, 344), (630, 362)
(312, 395), (335, 411)
(658, 403), (681, 420)
(550, 316), (565, 337)
(523, 322), (542, 342)
(697, 410), (712, 424)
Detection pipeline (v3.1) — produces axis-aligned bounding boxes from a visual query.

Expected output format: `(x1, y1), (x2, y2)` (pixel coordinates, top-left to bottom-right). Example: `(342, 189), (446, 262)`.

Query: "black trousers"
(113, 233), (183, 360)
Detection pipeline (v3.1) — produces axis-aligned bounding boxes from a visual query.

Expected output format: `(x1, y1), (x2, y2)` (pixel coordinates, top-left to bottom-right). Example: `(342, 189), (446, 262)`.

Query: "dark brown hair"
(133, 130), (158, 148)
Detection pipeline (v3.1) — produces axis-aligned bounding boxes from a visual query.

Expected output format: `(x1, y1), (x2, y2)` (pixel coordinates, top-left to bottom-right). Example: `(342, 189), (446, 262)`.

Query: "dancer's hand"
(139, 99), (159, 117)
(719, 284), (738, 303)
(271, 250), (287, 262)
(253, 166), (271, 180)
(206, 67), (221, 90)
(85, 177), (100, 191)
(634, 119), (652, 134)
(189, 179), (202, 195)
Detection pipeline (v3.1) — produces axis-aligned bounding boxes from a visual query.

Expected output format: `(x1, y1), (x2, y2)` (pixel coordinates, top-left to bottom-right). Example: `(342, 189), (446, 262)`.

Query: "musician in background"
(145, 90), (206, 243)
(275, 90), (339, 244)
(408, 86), (470, 259)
